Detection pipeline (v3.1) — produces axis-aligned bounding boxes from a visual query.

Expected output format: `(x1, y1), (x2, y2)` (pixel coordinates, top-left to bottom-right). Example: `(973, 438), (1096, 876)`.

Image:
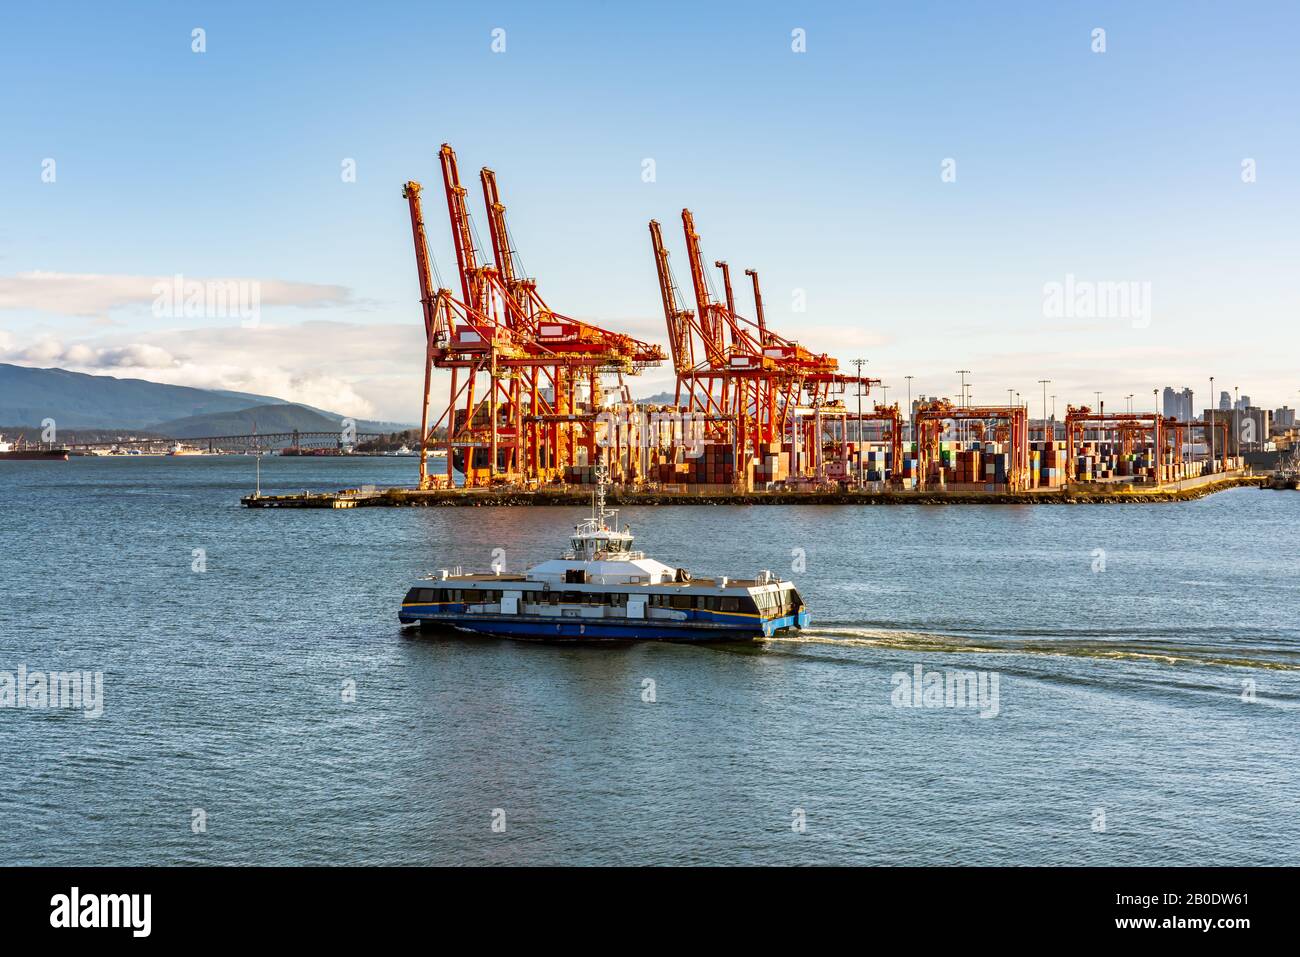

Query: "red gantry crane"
(649, 209), (876, 481)
(404, 145), (663, 489)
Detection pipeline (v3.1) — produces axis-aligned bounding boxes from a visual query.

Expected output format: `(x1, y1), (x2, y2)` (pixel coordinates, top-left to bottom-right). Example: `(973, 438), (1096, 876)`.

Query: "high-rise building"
(1161, 386), (1194, 420)
(1219, 391), (1232, 410)
(1273, 406), (1295, 431)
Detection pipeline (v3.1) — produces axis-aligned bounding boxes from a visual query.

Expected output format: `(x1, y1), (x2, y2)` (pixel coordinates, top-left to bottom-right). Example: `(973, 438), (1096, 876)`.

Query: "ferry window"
(548, 592), (559, 605)
(670, 595), (691, 609)
(562, 591), (580, 604)
(720, 597), (739, 612)
(415, 589), (435, 603)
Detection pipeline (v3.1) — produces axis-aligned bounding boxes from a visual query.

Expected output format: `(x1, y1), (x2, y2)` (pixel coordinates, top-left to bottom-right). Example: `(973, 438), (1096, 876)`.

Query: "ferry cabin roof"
(417, 572), (791, 594)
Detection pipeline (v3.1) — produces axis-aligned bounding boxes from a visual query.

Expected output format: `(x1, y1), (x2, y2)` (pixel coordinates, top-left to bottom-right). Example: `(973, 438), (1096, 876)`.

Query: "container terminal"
(245, 144), (1255, 509)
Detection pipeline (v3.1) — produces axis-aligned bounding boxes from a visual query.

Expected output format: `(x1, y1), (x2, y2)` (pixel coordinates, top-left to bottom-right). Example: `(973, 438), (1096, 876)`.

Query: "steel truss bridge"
(67, 430), (384, 451)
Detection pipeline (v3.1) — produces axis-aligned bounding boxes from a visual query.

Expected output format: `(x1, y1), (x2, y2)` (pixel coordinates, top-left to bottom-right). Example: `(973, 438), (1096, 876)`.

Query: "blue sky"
(2, 1), (1297, 420)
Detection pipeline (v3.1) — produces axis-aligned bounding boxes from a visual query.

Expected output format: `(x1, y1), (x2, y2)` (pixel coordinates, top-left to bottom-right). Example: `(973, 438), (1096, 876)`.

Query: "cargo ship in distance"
(0, 435), (69, 461)
(399, 468), (809, 641)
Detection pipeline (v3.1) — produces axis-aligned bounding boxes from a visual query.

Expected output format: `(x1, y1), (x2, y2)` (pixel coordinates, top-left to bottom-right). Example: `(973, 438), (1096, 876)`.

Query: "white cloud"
(0, 320), (425, 421)
(0, 271), (354, 318)
(2, 337), (179, 369)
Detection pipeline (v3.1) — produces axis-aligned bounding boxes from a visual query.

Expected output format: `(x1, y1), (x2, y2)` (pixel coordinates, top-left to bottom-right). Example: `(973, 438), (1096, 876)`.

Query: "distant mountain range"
(0, 364), (409, 434)
(637, 391), (676, 405)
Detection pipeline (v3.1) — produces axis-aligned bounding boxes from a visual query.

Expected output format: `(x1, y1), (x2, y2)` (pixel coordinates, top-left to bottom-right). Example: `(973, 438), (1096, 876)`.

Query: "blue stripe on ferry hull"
(398, 608), (810, 641)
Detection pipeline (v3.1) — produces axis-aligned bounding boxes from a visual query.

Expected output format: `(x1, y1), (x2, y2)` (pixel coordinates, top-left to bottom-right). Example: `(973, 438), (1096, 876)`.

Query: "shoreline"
(241, 474), (1264, 509)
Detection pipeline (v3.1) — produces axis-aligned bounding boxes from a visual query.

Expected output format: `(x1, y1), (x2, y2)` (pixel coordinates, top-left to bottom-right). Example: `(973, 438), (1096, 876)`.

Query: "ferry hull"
(401, 610), (810, 642)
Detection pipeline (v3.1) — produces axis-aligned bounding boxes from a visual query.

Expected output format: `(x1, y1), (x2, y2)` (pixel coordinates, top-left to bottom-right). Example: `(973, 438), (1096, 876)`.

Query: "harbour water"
(2, 456), (1297, 865)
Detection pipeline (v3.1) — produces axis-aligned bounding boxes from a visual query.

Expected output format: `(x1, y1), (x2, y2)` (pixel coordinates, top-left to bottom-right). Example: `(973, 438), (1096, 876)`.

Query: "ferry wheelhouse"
(399, 474), (809, 642)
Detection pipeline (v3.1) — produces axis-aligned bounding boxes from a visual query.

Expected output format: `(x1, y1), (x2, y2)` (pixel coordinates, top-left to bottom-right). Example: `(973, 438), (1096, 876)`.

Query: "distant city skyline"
(3, 2), (1299, 421)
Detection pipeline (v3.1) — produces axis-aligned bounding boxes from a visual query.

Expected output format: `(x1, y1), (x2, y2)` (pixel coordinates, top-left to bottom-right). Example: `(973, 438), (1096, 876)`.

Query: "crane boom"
(743, 268), (769, 346)
(714, 260), (735, 315)
(649, 220), (694, 374)
(479, 166), (516, 289)
(680, 209), (726, 364)
(402, 181), (448, 342)
(438, 143), (479, 306)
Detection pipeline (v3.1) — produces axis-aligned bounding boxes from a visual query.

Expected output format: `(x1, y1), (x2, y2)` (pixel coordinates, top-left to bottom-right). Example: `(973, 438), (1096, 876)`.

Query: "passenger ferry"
(399, 470), (809, 642)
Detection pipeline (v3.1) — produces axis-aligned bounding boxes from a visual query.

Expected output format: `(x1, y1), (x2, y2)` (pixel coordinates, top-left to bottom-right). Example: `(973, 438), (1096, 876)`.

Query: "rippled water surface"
(2, 457), (1297, 865)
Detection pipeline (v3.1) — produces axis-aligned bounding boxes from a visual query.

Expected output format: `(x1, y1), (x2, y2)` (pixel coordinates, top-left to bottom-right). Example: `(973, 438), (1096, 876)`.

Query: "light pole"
(1234, 385), (1241, 452)
(852, 358), (866, 487)
(905, 375), (913, 443)
(1127, 394), (1134, 415)
(1038, 379), (1051, 442)
(957, 370), (971, 444)
(1209, 376), (1215, 469)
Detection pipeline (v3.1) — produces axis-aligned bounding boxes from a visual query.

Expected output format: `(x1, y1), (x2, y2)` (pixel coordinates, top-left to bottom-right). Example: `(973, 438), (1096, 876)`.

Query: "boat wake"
(767, 625), (1300, 671)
